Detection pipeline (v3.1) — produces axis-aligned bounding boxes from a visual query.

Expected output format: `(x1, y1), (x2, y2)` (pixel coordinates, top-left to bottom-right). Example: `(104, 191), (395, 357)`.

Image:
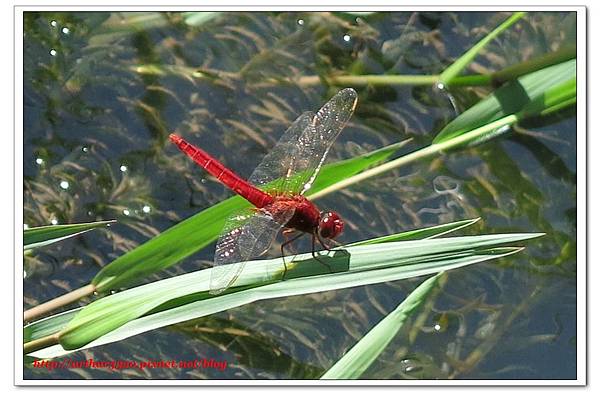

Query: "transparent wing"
(248, 88), (358, 195)
(210, 89), (358, 294)
(248, 111), (315, 193)
(210, 206), (295, 294)
(297, 88), (358, 194)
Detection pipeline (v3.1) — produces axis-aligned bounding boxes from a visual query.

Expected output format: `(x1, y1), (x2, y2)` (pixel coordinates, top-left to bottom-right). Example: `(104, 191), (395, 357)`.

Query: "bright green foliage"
(438, 12), (527, 85)
(434, 59), (576, 144)
(24, 220), (116, 251)
(321, 272), (446, 379)
(27, 231), (541, 356)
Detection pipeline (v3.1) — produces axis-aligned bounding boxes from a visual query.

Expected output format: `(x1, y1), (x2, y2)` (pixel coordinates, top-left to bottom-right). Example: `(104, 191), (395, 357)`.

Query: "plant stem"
(308, 114), (517, 201)
(130, 46), (574, 89)
(438, 12), (527, 85)
(296, 46), (574, 88)
(297, 74), (440, 86)
(23, 332), (60, 355)
(24, 284), (96, 323)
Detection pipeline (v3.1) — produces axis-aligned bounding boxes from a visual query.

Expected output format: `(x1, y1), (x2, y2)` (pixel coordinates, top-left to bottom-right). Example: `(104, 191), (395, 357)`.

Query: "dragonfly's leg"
(317, 234), (343, 253)
(281, 230), (303, 280)
(324, 237), (343, 248)
(311, 234), (333, 274)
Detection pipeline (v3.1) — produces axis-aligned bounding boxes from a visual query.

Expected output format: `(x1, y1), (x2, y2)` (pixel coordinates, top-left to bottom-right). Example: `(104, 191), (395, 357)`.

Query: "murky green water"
(23, 11), (577, 380)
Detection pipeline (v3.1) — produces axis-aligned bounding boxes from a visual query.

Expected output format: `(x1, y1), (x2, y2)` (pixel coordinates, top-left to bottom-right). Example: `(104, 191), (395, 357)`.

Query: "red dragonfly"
(170, 88), (358, 294)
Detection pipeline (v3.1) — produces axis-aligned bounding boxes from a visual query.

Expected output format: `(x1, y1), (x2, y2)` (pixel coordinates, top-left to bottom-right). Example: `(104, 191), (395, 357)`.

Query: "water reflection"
(22, 11), (577, 380)
(433, 175), (461, 196)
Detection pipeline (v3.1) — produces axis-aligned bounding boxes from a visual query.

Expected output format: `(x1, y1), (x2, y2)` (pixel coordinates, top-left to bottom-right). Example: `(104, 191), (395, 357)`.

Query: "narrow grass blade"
(24, 220), (116, 251)
(346, 218), (481, 246)
(30, 243), (529, 358)
(25, 232), (541, 354)
(490, 45), (575, 86)
(321, 272), (446, 379)
(22, 219), (474, 343)
(516, 77), (576, 119)
(438, 12), (526, 86)
(24, 309), (79, 343)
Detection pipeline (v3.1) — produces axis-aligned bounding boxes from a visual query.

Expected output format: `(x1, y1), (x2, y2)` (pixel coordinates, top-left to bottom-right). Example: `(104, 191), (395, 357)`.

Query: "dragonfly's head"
(318, 211), (344, 239)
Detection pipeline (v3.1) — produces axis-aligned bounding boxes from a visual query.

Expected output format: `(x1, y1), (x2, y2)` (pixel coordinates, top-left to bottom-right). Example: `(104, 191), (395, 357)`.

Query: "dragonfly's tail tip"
(168, 133), (182, 144)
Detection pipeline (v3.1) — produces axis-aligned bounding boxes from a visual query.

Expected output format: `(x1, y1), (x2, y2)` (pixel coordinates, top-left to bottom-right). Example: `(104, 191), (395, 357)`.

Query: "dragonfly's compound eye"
(318, 211), (344, 239)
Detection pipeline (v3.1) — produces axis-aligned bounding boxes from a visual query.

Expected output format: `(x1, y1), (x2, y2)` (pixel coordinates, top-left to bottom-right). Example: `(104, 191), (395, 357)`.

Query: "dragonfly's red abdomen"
(169, 133), (274, 208)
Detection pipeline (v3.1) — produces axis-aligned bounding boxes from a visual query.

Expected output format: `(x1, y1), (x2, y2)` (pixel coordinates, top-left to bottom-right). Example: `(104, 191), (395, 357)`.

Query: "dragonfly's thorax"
(267, 194), (321, 234)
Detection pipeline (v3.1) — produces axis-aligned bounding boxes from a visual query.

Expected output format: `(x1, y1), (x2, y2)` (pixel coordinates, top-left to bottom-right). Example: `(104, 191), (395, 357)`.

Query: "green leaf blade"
(433, 59), (576, 144)
(347, 217), (481, 246)
(321, 272), (446, 379)
(28, 232), (542, 354)
(438, 12), (527, 85)
(24, 220), (116, 251)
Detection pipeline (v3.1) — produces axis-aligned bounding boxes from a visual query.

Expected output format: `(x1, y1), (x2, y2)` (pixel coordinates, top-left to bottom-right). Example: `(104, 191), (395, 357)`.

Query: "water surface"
(23, 11), (577, 380)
